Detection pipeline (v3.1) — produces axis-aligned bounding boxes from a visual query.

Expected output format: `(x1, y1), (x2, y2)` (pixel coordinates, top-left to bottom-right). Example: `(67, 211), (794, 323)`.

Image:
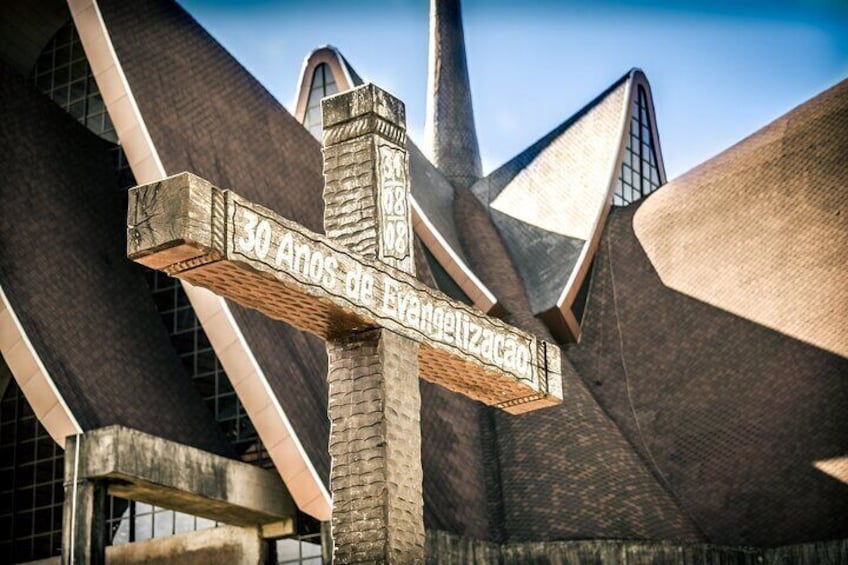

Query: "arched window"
(303, 63), (339, 139)
(32, 20), (117, 142)
(613, 86), (661, 206)
(31, 19), (134, 188)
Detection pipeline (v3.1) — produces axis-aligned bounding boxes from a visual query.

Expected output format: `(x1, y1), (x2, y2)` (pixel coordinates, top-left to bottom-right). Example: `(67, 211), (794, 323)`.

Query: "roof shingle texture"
(452, 179), (700, 542)
(85, 0), (847, 547)
(0, 60), (232, 457)
(568, 202), (848, 545)
(471, 74), (631, 314)
(634, 78), (848, 359)
(426, 0), (482, 190)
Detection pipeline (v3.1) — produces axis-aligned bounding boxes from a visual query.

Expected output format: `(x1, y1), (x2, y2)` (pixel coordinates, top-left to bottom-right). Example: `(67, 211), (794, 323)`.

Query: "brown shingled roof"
(634, 77), (848, 359)
(23, 0), (843, 548)
(0, 60), (232, 457)
(569, 200), (848, 545)
(93, 0), (722, 542)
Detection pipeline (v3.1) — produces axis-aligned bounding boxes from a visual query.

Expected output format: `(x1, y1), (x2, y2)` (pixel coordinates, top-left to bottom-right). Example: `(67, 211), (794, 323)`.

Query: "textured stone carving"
(327, 330), (423, 563)
(323, 85), (424, 563)
(127, 83), (563, 565)
(127, 178), (563, 410)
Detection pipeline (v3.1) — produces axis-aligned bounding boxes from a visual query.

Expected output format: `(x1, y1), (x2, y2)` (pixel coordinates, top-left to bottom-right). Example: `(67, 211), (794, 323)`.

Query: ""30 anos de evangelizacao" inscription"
(231, 201), (536, 384)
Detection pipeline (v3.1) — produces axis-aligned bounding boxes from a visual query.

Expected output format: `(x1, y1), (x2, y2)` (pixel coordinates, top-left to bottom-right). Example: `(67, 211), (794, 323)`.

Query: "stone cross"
(127, 84), (563, 563)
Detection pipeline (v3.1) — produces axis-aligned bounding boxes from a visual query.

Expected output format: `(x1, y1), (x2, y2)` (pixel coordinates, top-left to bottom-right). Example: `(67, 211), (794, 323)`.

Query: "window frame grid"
(613, 85), (662, 207)
(0, 380), (65, 562)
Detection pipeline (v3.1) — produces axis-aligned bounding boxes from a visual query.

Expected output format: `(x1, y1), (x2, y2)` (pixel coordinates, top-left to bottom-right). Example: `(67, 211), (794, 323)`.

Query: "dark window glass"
(612, 86), (663, 206)
(275, 532), (323, 564)
(32, 20), (115, 140)
(31, 19), (133, 189)
(420, 244), (472, 305)
(143, 269), (271, 466)
(571, 257), (596, 326)
(0, 376), (65, 561)
(303, 63), (339, 139)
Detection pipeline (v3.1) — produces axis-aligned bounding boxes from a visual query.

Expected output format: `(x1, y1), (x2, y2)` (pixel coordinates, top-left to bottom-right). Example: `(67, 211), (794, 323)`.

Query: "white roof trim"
(639, 74), (669, 186)
(410, 198), (497, 313)
(423, 2), (438, 165)
(555, 74), (636, 323)
(293, 46), (355, 123)
(71, 0), (331, 520)
(0, 285), (83, 444)
(554, 71), (667, 342)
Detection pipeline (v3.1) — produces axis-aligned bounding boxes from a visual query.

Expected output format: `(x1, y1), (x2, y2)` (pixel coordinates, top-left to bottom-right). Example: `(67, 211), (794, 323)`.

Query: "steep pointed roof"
(425, 0), (483, 190)
(294, 45), (498, 312)
(470, 71), (646, 323)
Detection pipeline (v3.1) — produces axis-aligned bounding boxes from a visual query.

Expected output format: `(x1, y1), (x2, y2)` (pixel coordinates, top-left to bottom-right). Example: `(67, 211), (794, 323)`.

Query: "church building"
(0, 0), (846, 563)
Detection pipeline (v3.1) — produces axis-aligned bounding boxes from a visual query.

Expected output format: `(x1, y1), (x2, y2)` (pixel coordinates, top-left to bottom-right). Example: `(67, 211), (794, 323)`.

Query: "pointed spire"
(425, 0), (483, 190)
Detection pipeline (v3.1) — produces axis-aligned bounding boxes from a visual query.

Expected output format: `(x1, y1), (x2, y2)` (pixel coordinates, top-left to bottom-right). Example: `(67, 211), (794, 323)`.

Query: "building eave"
(0, 285), (83, 445)
(70, 0), (331, 521)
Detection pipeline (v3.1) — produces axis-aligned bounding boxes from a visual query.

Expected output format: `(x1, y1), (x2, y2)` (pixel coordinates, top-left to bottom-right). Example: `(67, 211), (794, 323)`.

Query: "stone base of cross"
(127, 84), (562, 563)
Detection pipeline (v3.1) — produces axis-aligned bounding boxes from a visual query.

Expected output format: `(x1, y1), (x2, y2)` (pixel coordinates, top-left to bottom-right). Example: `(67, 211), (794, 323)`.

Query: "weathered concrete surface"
(104, 524), (266, 565)
(62, 473), (107, 565)
(425, 530), (500, 565)
(327, 330), (424, 563)
(322, 84), (425, 564)
(67, 426), (294, 526)
(424, 530), (848, 565)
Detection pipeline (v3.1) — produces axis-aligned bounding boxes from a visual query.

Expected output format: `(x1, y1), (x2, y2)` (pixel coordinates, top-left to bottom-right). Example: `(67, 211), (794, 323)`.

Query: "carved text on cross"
(127, 84), (562, 563)
(126, 183), (562, 408)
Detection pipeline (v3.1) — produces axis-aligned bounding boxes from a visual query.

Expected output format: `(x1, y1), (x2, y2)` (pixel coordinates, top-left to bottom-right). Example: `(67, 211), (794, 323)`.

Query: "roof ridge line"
(479, 69), (636, 193)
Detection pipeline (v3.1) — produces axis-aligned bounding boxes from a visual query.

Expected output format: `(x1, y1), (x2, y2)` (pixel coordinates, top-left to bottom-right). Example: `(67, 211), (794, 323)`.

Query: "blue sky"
(178, 0), (848, 180)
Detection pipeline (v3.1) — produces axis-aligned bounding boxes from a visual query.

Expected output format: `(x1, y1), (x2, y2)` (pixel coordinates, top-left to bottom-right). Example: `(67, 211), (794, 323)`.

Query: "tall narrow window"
(0, 372), (65, 563)
(613, 86), (661, 206)
(32, 21), (116, 142)
(144, 270), (270, 465)
(421, 246), (472, 305)
(303, 63), (338, 139)
(31, 19), (134, 189)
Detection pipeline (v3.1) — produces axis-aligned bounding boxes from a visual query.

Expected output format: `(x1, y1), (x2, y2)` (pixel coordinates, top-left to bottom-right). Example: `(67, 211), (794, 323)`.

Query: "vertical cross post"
(321, 85), (425, 563)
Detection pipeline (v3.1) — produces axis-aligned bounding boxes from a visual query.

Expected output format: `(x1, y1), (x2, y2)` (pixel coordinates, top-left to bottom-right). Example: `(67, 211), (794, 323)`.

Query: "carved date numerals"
(378, 146), (410, 261)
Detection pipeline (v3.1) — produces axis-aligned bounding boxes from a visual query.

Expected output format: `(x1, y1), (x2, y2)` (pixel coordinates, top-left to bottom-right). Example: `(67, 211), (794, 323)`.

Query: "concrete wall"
(105, 525), (266, 565)
(425, 531), (848, 565)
